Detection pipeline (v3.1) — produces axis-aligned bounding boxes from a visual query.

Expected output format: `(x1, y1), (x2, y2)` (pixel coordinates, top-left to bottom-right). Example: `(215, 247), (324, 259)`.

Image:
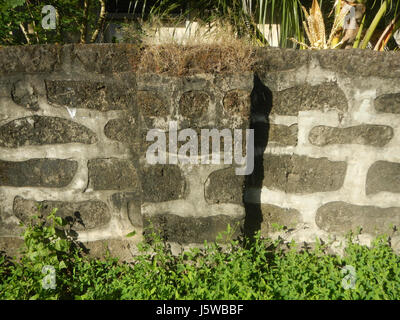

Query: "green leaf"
(125, 231), (136, 238)
(29, 293), (39, 300)
(54, 216), (63, 226)
(5, 0), (25, 9)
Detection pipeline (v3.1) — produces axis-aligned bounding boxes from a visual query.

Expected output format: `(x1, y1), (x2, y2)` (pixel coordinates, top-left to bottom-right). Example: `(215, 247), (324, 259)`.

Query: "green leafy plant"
(293, 0), (400, 50)
(0, 208), (83, 299)
(0, 0), (107, 45)
(2, 214), (400, 300)
(125, 0), (305, 47)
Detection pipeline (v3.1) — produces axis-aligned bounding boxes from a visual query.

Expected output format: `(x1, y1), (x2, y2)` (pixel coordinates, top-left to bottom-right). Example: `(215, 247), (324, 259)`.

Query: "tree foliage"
(0, 0), (103, 45)
(0, 0), (399, 49)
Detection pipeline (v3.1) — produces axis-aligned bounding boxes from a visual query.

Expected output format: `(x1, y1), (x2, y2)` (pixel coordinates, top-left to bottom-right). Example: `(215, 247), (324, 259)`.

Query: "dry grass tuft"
(137, 43), (256, 75)
(126, 18), (256, 75)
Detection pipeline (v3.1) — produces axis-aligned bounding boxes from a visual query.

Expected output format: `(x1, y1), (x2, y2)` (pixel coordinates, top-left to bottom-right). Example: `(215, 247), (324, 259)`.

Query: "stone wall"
(0, 44), (251, 259)
(1, 44), (400, 258)
(248, 49), (400, 250)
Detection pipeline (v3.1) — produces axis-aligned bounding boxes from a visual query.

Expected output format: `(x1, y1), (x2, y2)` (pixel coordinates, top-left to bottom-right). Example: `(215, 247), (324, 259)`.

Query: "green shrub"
(1, 214), (400, 300)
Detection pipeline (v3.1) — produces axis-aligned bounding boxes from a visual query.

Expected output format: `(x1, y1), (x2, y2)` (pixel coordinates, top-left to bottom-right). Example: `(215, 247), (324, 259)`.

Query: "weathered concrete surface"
(179, 90), (210, 118)
(88, 158), (140, 191)
(111, 192), (142, 228)
(316, 202), (400, 235)
(136, 90), (169, 117)
(140, 164), (186, 202)
(67, 44), (141, 74)
(0, 116), (97, 148)
(13, 196), (111, 231)
(205, 167), (244, 205)
(268, 124), (298, 146)
(366, 161), (400, 195)
(259, 204), (301, 234)
(374, 93), (400, 114)
(310, 49), (400, 78)
(271, 83), (348, 116)
(104, 116), (138, 143)
(223, 89), (251, 115)
(261, 154), (347, 194)
(1, 45), (400, 256)
(0, 44), (61, 75)
(82, 239), (140, 262)
(11, 80), (39, 110)
(308, 125), (394, 147)
(254, 48), (310, 72)
(0, 159), (78, 187)
(0, 237), (24, 259)
(250, 48), (400, 247)
(143, 213), (243, 243)
(46, 80), (134, 111)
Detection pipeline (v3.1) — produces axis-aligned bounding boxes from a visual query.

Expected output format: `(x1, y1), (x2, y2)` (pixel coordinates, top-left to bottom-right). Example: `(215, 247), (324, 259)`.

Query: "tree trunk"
(90, 0), (106, 43)
(80, 0), (91, 43)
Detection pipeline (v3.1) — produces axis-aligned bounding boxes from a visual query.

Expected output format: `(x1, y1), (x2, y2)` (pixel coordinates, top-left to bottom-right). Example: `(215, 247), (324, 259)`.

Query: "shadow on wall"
(243, 74), (272, 241)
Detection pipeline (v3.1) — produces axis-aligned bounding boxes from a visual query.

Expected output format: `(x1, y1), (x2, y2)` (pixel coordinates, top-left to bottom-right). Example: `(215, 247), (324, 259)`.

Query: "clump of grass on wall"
(121, 17), (256, 75)
(137, 41), (256, 75)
